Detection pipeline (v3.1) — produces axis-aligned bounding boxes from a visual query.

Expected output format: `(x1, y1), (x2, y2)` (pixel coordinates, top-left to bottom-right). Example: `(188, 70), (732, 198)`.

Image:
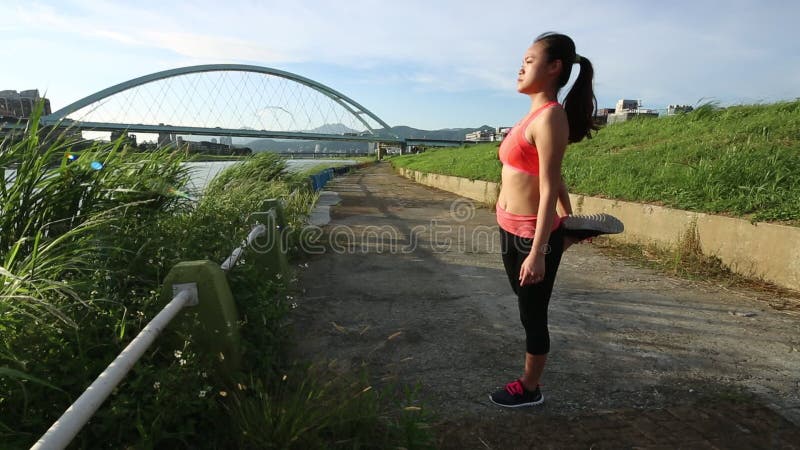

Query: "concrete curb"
(394, 166), (800, 292)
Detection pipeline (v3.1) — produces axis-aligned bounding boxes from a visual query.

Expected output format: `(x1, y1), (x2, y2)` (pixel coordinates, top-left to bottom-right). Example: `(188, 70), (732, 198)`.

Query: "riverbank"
(0, 121), (422, 448)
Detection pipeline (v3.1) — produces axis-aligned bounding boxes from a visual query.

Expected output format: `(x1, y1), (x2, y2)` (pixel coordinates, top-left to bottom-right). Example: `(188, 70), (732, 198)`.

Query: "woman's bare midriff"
(496, 164), (541, 215)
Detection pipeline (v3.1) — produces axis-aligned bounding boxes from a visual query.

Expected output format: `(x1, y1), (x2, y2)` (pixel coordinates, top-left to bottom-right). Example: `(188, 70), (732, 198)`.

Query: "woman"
(490, 32), (600, 408)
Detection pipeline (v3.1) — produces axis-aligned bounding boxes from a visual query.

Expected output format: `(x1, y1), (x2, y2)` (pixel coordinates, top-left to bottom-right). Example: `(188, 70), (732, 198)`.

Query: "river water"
(184, 159), (357, 193)
(4, 159), (357, 195)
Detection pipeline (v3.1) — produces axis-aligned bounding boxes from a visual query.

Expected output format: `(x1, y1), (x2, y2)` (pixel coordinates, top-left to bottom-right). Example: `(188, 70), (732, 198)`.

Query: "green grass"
(391, 144), (502, 182)
(1, 105), (432, 448)
(391, 101), (800, 224)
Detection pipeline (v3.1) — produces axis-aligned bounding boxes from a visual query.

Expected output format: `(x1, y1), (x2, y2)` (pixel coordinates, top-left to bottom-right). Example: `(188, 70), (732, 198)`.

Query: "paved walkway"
(292, 163), (800, 449)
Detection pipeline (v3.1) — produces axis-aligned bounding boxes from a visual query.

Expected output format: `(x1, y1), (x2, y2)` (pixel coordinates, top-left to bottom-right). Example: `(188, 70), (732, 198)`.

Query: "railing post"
(262, 199), (287, 231)
(248, 199), (291, 281)
(159, 260), (241, 374)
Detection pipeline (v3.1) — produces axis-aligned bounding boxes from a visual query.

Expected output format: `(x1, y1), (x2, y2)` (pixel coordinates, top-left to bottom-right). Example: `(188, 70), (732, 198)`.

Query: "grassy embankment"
(391, 101), (800, 293)
(0, 108), (431, 448)
(392, 101), (800, 224)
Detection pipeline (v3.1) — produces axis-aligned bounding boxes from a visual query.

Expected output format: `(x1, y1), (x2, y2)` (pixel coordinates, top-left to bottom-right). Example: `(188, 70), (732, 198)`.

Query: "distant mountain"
(244, 138), (368, 153)
(386, 125), (494, 141)
(242, 124), (494, 152)
(305, 123), (361, 135)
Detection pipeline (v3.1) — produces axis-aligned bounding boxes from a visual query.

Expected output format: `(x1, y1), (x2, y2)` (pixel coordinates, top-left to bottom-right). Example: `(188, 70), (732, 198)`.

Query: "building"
(667, 104), (694, 115)
(594, 108), (616, 125)
(615, 99), (640, 112)
(496, 127), (511, 141)
(173, 136), (250, 155)
(465, 127), (510, 142)
(110, 130), (137, 147)
(465, 129), (494, 142)
(606, 99), (659, 124)
(0, 89), (51, 119)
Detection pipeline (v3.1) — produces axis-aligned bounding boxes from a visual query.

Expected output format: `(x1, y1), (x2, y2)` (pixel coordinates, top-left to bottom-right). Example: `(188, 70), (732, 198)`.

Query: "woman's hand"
(519, 252), (546, 286)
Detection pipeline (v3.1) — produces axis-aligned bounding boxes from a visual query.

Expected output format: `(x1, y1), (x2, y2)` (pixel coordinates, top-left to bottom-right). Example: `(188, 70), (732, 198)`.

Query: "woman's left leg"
(491, 227), (565, 407)
(516, 226), (565, 370)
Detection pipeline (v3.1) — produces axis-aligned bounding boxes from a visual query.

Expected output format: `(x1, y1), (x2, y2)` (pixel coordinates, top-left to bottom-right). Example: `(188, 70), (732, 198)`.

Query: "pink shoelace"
(504, 380), (541, 395)
(504, 380), (525, 396)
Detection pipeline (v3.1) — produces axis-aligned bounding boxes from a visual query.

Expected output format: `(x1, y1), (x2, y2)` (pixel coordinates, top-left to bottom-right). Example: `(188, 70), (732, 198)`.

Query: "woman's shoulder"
(528, 104), (567, 131)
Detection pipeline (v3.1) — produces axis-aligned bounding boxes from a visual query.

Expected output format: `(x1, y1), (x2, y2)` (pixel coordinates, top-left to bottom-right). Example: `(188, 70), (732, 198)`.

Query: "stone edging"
(394, 166), (800, 292)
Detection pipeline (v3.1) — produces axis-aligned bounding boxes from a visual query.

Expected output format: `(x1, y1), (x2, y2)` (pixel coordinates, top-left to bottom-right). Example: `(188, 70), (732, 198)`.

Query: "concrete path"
(291, 163), (800, 449)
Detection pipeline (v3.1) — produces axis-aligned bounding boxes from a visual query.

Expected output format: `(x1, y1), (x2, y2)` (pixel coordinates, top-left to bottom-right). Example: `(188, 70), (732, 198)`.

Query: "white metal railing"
(220, 221), (268, 271)
(31, 212), (276, 449)
(31, 285), (198, 450)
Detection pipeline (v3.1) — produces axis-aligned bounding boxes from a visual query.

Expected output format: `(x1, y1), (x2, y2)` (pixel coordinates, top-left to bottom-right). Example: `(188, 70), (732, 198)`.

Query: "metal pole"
(221, 222), (268, 271)
(31, 288), (197, 450)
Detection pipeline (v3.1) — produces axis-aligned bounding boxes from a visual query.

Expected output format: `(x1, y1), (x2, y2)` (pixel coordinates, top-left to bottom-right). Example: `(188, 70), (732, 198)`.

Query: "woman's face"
(516, 42), (558, 95)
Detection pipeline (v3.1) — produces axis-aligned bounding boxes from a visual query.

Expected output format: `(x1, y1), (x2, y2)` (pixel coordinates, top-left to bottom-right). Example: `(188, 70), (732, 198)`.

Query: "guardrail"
(308, 161), (374, 191)
(31, 199), (289, 450)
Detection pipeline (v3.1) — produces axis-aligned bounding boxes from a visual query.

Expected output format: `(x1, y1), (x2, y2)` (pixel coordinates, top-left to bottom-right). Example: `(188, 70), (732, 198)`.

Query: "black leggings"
(500, 226), (565, 355)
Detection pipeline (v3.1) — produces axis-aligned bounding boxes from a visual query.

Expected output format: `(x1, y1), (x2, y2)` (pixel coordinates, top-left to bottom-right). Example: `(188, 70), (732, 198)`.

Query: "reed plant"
(0, 105), (196, 447)
(1, 111), (433, 448)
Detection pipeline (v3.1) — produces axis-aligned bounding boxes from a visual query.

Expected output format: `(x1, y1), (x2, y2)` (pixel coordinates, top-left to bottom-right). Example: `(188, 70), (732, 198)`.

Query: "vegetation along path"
(291, 163), (800, 448)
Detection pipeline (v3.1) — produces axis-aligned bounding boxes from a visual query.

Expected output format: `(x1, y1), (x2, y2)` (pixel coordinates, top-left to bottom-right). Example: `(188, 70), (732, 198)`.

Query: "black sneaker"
(562, 213), (624, 240)
(489, 379), (544, 408)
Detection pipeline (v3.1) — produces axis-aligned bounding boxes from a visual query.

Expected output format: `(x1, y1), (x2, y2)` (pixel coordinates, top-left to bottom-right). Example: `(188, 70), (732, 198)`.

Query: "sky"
(2, 0), (799, 130)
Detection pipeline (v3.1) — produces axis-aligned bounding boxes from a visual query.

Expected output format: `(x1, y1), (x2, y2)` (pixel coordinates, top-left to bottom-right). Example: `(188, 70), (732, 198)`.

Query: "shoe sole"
(488, 393), (545, 408)
(562, 213), (624, 235)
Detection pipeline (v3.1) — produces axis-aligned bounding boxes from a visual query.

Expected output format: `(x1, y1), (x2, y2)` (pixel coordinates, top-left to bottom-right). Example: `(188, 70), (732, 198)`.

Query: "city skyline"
(2, 0), (799, 130)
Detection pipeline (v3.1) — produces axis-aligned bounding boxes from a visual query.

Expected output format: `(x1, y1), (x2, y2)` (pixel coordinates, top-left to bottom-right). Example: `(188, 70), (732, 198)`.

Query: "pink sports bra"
(498, 101), (560, 176)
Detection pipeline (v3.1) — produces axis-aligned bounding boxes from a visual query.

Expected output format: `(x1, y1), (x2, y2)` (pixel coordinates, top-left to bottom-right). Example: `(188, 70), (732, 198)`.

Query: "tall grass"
(390, 100), (800, 224)
(0, 106), (196, 447)
(1, 108), (433, 448)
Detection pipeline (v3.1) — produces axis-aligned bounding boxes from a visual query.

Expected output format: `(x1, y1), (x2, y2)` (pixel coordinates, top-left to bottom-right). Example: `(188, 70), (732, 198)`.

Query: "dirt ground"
(290, 163), (800, 449)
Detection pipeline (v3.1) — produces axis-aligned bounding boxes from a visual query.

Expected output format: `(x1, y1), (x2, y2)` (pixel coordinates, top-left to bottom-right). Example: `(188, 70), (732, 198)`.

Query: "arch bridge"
(27, 65), (468, 149)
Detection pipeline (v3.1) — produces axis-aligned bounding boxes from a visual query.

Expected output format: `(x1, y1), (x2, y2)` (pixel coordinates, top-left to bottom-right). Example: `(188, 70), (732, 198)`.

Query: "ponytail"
(534, 32), (598, 143)
(563, 56), (598, 143)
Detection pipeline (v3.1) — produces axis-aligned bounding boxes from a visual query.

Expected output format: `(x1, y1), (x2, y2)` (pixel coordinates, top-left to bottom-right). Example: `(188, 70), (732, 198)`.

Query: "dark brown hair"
(534, 32), (598, 143)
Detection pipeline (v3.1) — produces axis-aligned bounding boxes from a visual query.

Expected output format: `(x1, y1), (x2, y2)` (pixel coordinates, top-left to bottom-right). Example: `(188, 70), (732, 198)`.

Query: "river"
(4, 159), (358, 195)
(184, 159), (357, 193)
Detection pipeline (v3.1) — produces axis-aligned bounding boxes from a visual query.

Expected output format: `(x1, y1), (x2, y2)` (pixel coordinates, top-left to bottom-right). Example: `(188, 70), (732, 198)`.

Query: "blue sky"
(2, 0), (798, 130)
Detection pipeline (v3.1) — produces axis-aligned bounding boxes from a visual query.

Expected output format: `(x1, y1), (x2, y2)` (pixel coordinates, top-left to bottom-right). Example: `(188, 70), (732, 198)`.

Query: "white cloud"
(5, 0), (800, 126)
